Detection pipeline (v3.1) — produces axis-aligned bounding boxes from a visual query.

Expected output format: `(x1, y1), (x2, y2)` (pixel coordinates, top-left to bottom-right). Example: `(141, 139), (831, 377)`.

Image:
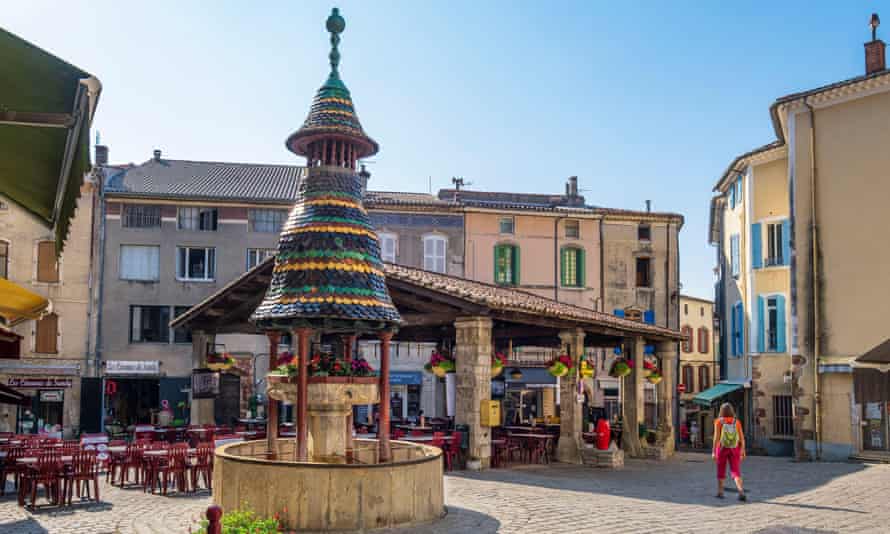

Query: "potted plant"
(642, 358), (657, 377)
(207, 351), (236, 371)
(423, 350), (455, 377)
(491, 352), (506, 377)
(466, 455), (482, 471)
(609, 358), (633, 378)
(547, 353), (574, 378)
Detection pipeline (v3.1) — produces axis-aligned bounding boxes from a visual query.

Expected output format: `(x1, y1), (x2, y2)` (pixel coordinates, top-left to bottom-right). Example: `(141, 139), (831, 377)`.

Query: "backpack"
(720, 418), (740, 449)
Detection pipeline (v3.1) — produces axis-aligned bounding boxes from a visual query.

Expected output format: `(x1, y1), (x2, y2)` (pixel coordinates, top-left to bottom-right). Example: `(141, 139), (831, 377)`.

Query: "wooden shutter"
(757, 295), (765, 353)
(776, 295), (787, 353)
(560, 248), (568, 286)
(781, 219), (791, 266)
(751, 223), (762, 269)
(35, 313), (58, 353)
(36, 241), (59, 282)
(512, 246), (520, 285)
(577, 248), (585, 287)
(493, 245), (503, 284)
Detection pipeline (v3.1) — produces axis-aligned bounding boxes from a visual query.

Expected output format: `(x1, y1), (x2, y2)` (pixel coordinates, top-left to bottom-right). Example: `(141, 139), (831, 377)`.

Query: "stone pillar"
(190, 331), (216, 425)
(378, 331), (393, 463)
(343, 335), (356, 461)
(266, 331), (281, 458)
(656, 341), (677, 454)
(454, 316), (492, 469)
(295, 328), (311, 461)
(621, 336), (645, 457)
(557, 328), (585, 464)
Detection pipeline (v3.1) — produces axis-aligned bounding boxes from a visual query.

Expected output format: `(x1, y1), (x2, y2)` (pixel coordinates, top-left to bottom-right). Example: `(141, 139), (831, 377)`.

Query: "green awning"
(693, 382), (743, 407)
(0, 27), (101, 254)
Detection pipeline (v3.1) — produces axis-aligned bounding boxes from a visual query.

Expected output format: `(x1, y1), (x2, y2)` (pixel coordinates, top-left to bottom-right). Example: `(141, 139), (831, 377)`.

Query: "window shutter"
(493, 245), (502, 284)
(577, 248), (585, 287)
(729, 184), (735, 209)
(776, 295), (787, 353)
(730, 304), (737, 357)
(757, 295), (765, 353)
(781, 219), (791, 266)
(737, 303), (745, 356)
(643, 310), (655, 325)
(512, 246), (520, 285)
(560, 248), (567, 286)
(613, 309), (625, 318)
(751, 223), (762, 269)
(35, 313), (58, 353)
(736, 177), (743, 205)
(36, 241), (59, 283)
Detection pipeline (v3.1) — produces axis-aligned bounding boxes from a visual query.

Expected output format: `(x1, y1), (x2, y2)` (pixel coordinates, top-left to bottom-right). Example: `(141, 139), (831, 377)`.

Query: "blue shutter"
(738, 303), (745, 355)
(776, 295), (787, 353)
(729, 184), (736, 209)
(751, 223), (762, 269)
(756, 295), (765, 353)
(643, 310), (655, 325)
(736, 177), (743, 205)
(644, 344), (655, 355)
(614, 346), (622, 355)
(614, 309), (625, 318)
(730, 303), (738, 357)
(781, 219), (791, 266)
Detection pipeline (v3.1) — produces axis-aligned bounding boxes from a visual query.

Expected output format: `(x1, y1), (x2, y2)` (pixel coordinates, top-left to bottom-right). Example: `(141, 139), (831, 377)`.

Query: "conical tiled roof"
(251, 8), (400, 333)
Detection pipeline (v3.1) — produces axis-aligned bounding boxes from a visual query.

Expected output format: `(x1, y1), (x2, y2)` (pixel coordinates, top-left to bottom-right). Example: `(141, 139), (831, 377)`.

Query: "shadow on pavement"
(376, 506), (500, 534)
(0, 518), (49, 534)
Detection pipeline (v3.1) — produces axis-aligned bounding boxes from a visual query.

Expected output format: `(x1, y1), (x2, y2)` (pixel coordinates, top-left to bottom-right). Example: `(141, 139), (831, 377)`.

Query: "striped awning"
(0, 279), (51, 326)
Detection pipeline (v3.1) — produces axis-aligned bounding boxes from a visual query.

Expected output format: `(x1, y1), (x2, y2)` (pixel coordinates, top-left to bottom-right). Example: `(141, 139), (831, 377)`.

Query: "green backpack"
(720, 418), (740, 448)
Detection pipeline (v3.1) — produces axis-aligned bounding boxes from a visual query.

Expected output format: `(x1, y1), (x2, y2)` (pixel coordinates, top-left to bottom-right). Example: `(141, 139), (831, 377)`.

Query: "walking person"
(712, 403), (747, 501)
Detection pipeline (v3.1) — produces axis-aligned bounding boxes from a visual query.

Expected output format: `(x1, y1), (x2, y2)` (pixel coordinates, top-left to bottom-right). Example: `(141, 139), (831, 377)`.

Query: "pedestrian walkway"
(0, 452), (887, 533)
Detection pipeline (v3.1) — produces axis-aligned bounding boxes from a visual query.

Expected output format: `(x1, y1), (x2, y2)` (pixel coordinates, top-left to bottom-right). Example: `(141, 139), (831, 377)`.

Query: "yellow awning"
(0, 279), (51, 326)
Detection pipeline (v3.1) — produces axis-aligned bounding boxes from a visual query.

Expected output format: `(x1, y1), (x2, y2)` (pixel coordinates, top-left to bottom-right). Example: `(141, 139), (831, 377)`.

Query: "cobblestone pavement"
(1, 453), (888, 533)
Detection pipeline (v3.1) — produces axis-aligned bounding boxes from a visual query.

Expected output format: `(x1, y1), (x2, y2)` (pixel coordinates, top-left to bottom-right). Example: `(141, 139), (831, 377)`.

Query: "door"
(159, 378), (190, 424)
(214, 373), (241, 426)
(79, 377), (103, 433)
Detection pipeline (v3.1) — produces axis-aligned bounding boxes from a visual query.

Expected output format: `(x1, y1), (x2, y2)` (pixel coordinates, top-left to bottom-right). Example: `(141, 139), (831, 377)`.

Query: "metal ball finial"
(327, 8), (345, 35)
(871, 13), (881, 41)
(326, 8), (345, 78)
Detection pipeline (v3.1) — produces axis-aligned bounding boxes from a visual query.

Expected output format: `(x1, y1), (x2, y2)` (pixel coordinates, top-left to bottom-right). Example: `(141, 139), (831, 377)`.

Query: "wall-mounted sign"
(192, 369), (220, 399)
(105, 360), (160, 375)
(39, 390), (64, 402)
(8, 377), (73, 389)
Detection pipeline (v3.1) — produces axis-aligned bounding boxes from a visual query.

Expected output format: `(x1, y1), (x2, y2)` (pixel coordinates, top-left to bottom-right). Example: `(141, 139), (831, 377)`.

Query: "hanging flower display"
(423, 350), (455, 377)
(491, 352), (507, 377)
(643, 358), (658, 377)
(207, 352), (236, 371)
(579, 358), (595, 378)
(646, 371), (663, 384)
(609, 358), (633, 378)
(271, 352), (376, 378)
(350, 358), (375, 377)
(547, 353), (574, 377)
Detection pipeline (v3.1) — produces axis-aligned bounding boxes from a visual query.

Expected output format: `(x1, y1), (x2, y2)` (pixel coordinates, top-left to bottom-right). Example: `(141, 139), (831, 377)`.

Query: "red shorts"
(716, 446), (741, 480)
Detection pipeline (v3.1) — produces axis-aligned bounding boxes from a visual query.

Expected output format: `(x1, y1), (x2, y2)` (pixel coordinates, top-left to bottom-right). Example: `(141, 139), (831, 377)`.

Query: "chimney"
(866, 13), (886, 75)
(646, 200), (652, 213)
(568, 176), (578, 197)
(358, 164), (370, 194)
(153, 149), (162, 161)
(95, 145), (109, 166)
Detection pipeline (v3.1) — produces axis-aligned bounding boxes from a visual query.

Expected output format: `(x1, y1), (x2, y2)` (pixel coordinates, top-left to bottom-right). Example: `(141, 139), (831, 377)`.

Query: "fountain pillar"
(265, 331), (281, 458)
(296, 327), (312, 461)
(343, 335), (356, 460)
(379, 331), (393, 462)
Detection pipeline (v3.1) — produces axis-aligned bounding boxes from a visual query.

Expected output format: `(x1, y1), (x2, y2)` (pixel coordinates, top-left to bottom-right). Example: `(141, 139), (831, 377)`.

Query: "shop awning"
(505, 368), (557, 387)
(693, 382), (743, 407)
(0, 382), (30, 406)
(0, 28), (101, 253)
(0, 278), (51, 326)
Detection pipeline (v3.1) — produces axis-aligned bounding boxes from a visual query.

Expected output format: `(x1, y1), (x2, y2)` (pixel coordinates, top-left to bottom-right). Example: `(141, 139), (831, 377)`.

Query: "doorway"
(104, 378), (159, 428)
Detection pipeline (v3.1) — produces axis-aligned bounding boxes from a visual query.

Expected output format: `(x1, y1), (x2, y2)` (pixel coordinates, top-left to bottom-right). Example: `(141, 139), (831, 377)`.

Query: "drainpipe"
(599, 218), (605, 311)
(804, 98), (822, 460)
(94, 169), (108, 433)
(553, 216), (566, 301)
(665, 222), (672, 328)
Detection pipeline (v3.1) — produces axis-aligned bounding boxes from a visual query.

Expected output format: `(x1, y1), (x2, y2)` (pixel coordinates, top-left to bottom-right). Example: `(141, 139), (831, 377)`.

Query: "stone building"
(709, 17), (890, 460)
(678, 295), (718, 445)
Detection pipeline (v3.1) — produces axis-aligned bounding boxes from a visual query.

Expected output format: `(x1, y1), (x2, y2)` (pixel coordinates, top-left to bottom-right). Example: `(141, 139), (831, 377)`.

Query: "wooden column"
(295, 328), (311, 461)
(265, 331), (281, 458)
(378, 331), (393, 463)
(343, 335), (356, 461)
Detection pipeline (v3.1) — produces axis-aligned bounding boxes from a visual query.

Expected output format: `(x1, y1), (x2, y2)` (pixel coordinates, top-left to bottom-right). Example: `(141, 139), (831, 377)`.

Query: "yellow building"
(709, 18), (890, 460)
(678, 295), (718, 446)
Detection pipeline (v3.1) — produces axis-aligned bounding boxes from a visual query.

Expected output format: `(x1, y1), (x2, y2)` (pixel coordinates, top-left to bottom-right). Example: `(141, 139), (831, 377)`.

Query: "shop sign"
(105, 360), (160, 375)
(192, 369), (220, 399)
(39, 390), (64, 402)
(7, 377), (73, 389)
(677, 383), (686, 394)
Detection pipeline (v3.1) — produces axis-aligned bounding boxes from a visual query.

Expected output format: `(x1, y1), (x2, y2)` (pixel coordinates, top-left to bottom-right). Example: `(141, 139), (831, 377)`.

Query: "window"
(766, 222), (783, 266)
(178, 207), (218, 231)
(423, 235), (446, 273)
(499, 217), (514, 235)
(120, 245), (160, 281)
(729, 175), (743, 209)
(758, 295), (786, 353)
(682, 365), (695, 393)
(130, 305), (170, 343)
(700, 306), (704, 317)
(494, 244), (519, 286)
(638, 224), (651, 241)
(249, 209), (287, 233)
(681, 326), (693, 353)
(635, 257), (651, 287)
(246, 248), (276, 270)
(36, 241), (58, 283)
(697, 327), (709, 354)
(565, 220), (580, 239)
(378, 233), (397, 263)
(173, 306), (192, 344)
(560, 247), (584, 287)
(122, 204), (161, 228)
(0, 241), (7, 279)
(773, 395), (794, 436)
(176, 246), (215, 281)
(730, 234), (740, 278)
(684, 303), (688, 315)
(698, 366), (710, 391)
(34, 313), (58, 353)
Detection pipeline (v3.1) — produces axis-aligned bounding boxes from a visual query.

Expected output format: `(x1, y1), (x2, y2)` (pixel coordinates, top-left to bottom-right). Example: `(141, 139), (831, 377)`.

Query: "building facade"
(678, 295), (718, 445)
(710, 23), (890, 460)
(0, 180), (97, 437)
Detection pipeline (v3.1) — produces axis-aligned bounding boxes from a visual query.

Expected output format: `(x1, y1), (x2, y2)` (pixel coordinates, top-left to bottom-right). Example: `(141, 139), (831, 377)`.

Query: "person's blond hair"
(719, 402), (736, 419)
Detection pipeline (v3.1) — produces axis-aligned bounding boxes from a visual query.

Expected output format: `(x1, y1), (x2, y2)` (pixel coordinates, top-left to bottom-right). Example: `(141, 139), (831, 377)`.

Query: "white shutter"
(121, 245), (160, 281)
(435, 238), (446, 273)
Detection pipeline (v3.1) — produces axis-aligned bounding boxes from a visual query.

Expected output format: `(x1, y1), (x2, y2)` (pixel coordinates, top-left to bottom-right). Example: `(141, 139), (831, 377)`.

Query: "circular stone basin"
(214, 439), (445, 531)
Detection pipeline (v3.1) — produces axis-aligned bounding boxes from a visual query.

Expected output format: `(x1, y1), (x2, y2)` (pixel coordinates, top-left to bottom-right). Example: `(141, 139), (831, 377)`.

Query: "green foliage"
(194, 508), (281, 534)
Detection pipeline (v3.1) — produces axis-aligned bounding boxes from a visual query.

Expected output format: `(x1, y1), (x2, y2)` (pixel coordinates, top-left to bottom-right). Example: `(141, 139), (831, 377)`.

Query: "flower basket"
(610, 360), (632, 378)
(548, 361), (569, 378)
(491, 352), (506, 377)
(267, 373), (299, 384)
(425, 350), (455, 377)
(432, 366), (447, 378)
(646, 372), (663, 385)
(206, 352), (235, 371)
(491, 363), (504, 378)
(580, 359), (595, 378)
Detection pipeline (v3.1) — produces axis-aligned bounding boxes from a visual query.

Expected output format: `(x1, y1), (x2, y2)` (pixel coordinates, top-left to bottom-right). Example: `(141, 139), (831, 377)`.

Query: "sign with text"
(192, 369), (220, 399)
(39, 390), (64, 402)
(7, 377), (73, 389)
(105, 360), (160, 375)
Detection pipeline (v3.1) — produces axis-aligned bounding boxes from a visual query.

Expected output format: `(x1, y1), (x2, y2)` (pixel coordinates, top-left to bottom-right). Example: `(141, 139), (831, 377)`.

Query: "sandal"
(738, 493), (747, 502)
(715, 493), (725, 499)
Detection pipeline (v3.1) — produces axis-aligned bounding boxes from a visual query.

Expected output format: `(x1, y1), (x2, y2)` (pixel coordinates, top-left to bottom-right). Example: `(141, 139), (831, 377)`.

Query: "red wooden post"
(378, 331), (393, 463)
(266, 331), (281, 459)
(295, 327), (311, 461)
(206, 505), (223, 534)
(343, 335), (356, 461)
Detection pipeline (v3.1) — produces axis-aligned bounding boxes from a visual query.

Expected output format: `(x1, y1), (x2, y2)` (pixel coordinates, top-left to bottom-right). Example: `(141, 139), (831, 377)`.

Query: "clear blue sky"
(5, 1), (885, 300)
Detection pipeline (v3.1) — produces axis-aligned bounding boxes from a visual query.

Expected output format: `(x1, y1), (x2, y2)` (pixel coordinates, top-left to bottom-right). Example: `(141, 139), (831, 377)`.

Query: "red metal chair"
(64, 450), (100, 505)
(444, 431), (462, 471)
(118, 443), (145, 487)
(191, 443), (214, 492)
(23, 450), (63, 509)
(409, 430), (425, 437)
(0, 446), (25, 496)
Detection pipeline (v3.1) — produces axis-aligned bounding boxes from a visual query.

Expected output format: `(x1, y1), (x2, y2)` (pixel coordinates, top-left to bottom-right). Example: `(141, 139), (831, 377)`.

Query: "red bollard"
(206, 505), (223, 534)
(596, 418), (611, 451)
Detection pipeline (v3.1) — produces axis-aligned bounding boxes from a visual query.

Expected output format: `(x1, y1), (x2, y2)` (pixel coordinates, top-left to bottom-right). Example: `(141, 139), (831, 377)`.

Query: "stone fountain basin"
(266, 375), (379, 405)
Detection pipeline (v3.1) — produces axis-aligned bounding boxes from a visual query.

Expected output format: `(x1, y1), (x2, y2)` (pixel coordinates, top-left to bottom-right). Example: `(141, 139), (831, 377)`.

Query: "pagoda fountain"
(212, 9), (445, 531)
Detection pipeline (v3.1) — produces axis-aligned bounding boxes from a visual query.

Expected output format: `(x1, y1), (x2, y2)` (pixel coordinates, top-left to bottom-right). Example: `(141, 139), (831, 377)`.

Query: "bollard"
(206, 505), (223, 534)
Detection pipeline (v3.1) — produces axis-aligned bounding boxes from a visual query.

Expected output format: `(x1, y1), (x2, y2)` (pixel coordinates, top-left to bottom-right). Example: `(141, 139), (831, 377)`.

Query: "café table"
(506, 433), (553, 464)
(490, 439), (507, 468)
